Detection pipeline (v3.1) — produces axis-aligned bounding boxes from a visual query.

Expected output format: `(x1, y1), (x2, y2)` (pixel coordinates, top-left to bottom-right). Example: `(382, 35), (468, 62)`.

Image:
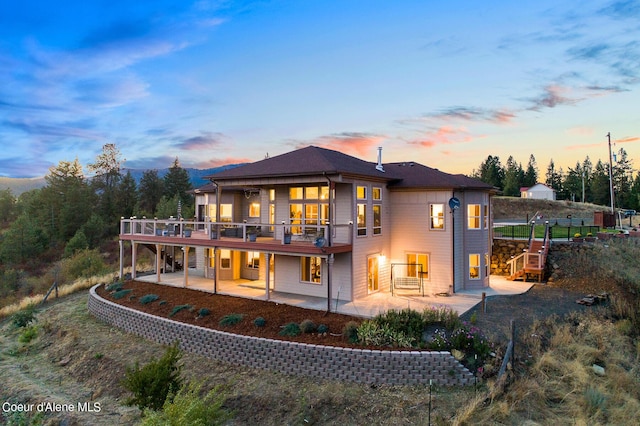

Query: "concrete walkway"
(135, 272), (535, 318)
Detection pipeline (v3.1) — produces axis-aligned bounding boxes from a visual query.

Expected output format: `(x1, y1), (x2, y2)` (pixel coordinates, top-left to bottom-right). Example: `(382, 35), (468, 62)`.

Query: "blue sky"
(1, 0), (639, 178)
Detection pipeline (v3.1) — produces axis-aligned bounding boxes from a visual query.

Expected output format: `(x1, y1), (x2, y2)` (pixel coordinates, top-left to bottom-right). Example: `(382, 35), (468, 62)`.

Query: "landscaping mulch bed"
(96, 280), (363, 348)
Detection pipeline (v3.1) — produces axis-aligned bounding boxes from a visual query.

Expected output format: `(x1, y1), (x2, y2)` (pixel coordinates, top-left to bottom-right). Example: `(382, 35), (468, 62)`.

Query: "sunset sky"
(1, 0), (639, 179)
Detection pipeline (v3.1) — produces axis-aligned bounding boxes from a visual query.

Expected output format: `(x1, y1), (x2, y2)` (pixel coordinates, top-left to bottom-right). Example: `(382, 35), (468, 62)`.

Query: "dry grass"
(492, 196), (617, 221)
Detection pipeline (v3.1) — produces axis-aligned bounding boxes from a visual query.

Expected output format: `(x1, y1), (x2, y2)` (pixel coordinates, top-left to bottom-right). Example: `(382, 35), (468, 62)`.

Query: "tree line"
(0, 143), (194, 268)
(471, 148), (640, 211)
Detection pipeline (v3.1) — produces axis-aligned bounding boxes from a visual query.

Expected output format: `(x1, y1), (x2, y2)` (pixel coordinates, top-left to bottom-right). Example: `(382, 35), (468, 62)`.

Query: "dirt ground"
(97, 281), (364, 348)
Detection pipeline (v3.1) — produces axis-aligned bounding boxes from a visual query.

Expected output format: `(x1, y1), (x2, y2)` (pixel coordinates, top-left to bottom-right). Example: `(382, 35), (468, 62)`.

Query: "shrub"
(19, 325), (38, 344)
(342, 321), (360, 343)
(253, 316), (266, 327)
(279, 322), (301, 337)
(122, 342), (183, 412)
(112, 289), (133, 300)
(169, 305), (193, 318)
(300, 319), (316, 333)
(356, 321), (414, 348)
(140, 381), (232, 426)
(11, 304), (38, 328)
(159, 300), (167, 306)
(317, 324), (329, 334)
(219, 313), (244, 327)
(197, 308), (210, 318)
(423, 306), (461, 329)
(106, 281), (124, 292)
(139, 294), (160, 305)
(59, 248), (107, 280)
(372, 308), (425, 343)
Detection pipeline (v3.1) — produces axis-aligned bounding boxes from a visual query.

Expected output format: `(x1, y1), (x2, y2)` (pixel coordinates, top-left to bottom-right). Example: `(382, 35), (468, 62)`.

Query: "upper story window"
(269, 189), (275, 201)
(372, 187), (382, 201)
(430, 203), (444, 230)
(305, 187), (318, 199)
(357, 204), (367, 236)
(249, 202), (260, 218)
(289, 187), (303, 200)
(373, 204), (381, 235)
(467, 204), (481, 229)
(356, 185), (367, 200)
(483, 205), (489, 229)
(220, 204), (233, 222)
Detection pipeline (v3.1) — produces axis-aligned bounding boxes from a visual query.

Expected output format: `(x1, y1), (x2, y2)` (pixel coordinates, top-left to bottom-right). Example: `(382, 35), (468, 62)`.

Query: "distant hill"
(0, 164), (246, 196)
(0, 177), (47, 195)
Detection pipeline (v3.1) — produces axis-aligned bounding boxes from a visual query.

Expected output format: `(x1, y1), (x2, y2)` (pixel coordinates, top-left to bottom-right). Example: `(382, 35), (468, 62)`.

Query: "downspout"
(213, 181), (220, 294)
(323, 172), (333, 312)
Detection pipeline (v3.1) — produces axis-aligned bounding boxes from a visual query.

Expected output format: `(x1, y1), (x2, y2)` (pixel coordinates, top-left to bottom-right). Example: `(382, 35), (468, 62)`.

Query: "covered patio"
(134, 270), (532, 318)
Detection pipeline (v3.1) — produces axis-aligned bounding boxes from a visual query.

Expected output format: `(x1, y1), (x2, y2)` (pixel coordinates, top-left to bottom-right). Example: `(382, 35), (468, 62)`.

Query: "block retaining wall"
(88, 284), (474, 386)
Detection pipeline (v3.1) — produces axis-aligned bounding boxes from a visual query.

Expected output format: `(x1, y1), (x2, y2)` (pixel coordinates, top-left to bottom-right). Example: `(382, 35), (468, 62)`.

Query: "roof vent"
(376, 146), (385, 172)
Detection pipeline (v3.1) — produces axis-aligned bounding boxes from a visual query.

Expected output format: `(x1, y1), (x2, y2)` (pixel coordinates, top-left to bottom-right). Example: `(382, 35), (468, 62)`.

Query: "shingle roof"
(205, 145), (493, 191)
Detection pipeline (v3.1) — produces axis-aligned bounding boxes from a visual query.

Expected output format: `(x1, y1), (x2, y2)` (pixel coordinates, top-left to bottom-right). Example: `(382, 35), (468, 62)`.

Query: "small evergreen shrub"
(11, 304), (38, 328)
(159, 300), (167, 305)
(106, 281), (124, 292)
(122, 342), (183, 412)
(253, 316), (266, 327)
(317, 324), (329, 334)
(342, 321), (360, 343)
(279, 322), (301, 337)
(19, 325), (38, 344)
(140, 381), (232, 426)
(300, 319), (316, 333)
(139, 294), (160, 305)
(219, 313), (244, 327)
(197, 308), (210, 318)
(112, 289), (133, 299)
(169, 305), (193, 317)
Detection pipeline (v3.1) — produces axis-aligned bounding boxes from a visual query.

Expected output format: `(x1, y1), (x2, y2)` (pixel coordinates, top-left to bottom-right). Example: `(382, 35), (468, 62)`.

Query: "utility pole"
(607, 132), (615, 214)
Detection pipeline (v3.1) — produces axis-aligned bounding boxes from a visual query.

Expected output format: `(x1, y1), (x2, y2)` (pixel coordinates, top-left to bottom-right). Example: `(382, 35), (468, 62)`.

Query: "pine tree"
(163, 158), (193, 214)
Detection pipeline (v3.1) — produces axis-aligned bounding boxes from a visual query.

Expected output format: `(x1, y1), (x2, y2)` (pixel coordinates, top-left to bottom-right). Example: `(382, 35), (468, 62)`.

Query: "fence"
(494, 224), (600, 241)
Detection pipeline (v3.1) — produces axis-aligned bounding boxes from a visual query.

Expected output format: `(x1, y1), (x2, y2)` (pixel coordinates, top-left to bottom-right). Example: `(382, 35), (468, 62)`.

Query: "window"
(483, 205), (489, 229)
(289, 187), (303, 199)
(305, 203), (318, 226)
(305, 187), (318, 199)
(220, 204), (233, 222)
(430, 204), (444, 230)
(372, 187), (382, 200)
(407, 253), (429, 280)
(485, 253), (490, 278)
(319, 186), (329, 200)
(467, 204), (481, 229)
(269, 189), (275, 201)
(220, 249), (231, 269)
(357, 203), (367, 236)
(246, 251), (260, 269)
(469, 254), (480, 279)
(373, 204), (381, 235)
(290, 203), (303, 234)
(249, 202), (260, 218)
(356, 185), (367, 200)
(301, 257), (321, 283)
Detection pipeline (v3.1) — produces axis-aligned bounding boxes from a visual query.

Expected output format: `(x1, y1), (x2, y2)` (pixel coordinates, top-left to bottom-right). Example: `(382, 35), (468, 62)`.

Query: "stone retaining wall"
(491, 239), (528, 275)
(88, 285), (474, 386)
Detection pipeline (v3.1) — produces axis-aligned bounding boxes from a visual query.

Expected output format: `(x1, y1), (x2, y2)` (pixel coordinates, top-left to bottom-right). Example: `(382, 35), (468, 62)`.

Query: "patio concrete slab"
(134, 271), (534, 318)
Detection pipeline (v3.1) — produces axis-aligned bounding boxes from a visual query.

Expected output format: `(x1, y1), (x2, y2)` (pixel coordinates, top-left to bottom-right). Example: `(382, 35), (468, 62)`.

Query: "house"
(119, 146), (496, 310)
(520, 183), (556, 200)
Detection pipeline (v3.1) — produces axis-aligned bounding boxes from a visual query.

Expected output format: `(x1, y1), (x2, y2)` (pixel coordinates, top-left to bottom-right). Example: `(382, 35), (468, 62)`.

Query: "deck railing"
(120, 218), (353, 246)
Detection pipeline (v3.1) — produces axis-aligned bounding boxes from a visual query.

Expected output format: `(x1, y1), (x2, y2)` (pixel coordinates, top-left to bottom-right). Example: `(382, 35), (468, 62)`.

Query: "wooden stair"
(507, 222), (550, 282)
(142, 244), (183, 271)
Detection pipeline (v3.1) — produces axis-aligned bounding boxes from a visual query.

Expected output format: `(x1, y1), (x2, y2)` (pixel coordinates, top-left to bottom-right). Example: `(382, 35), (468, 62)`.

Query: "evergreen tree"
(473, 155), (504, 190)
(163, 158), (193, 214)
(582, 156), (593, 203)
(0, 188), (17, 226)
(523, 154), (538, 187)
(563, 162), (584, 202)
(612, 148), (633, 208)
(117, 170), (138, 219)
(88, 143), (124, 234)
(502, 156), (524, 197)
(590, 160), (611, 207)
(137, 169), (164, 216)
(545, 159), (563, 194)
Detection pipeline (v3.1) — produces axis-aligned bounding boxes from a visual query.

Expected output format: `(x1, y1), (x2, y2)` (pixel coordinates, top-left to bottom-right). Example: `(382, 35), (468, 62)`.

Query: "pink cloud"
(407, 126), (475, 148)
(616, 136), (640, 144)
(301, 132), (386, 157)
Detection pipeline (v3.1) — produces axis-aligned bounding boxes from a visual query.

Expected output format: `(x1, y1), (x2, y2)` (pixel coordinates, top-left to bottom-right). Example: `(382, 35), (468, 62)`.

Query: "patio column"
(131, 242), (137, 279)
(183, 246), (189, 287)
(119, 240), (124, 279)
(265, 253), (271, 301)
(156, 244), (162, 283)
